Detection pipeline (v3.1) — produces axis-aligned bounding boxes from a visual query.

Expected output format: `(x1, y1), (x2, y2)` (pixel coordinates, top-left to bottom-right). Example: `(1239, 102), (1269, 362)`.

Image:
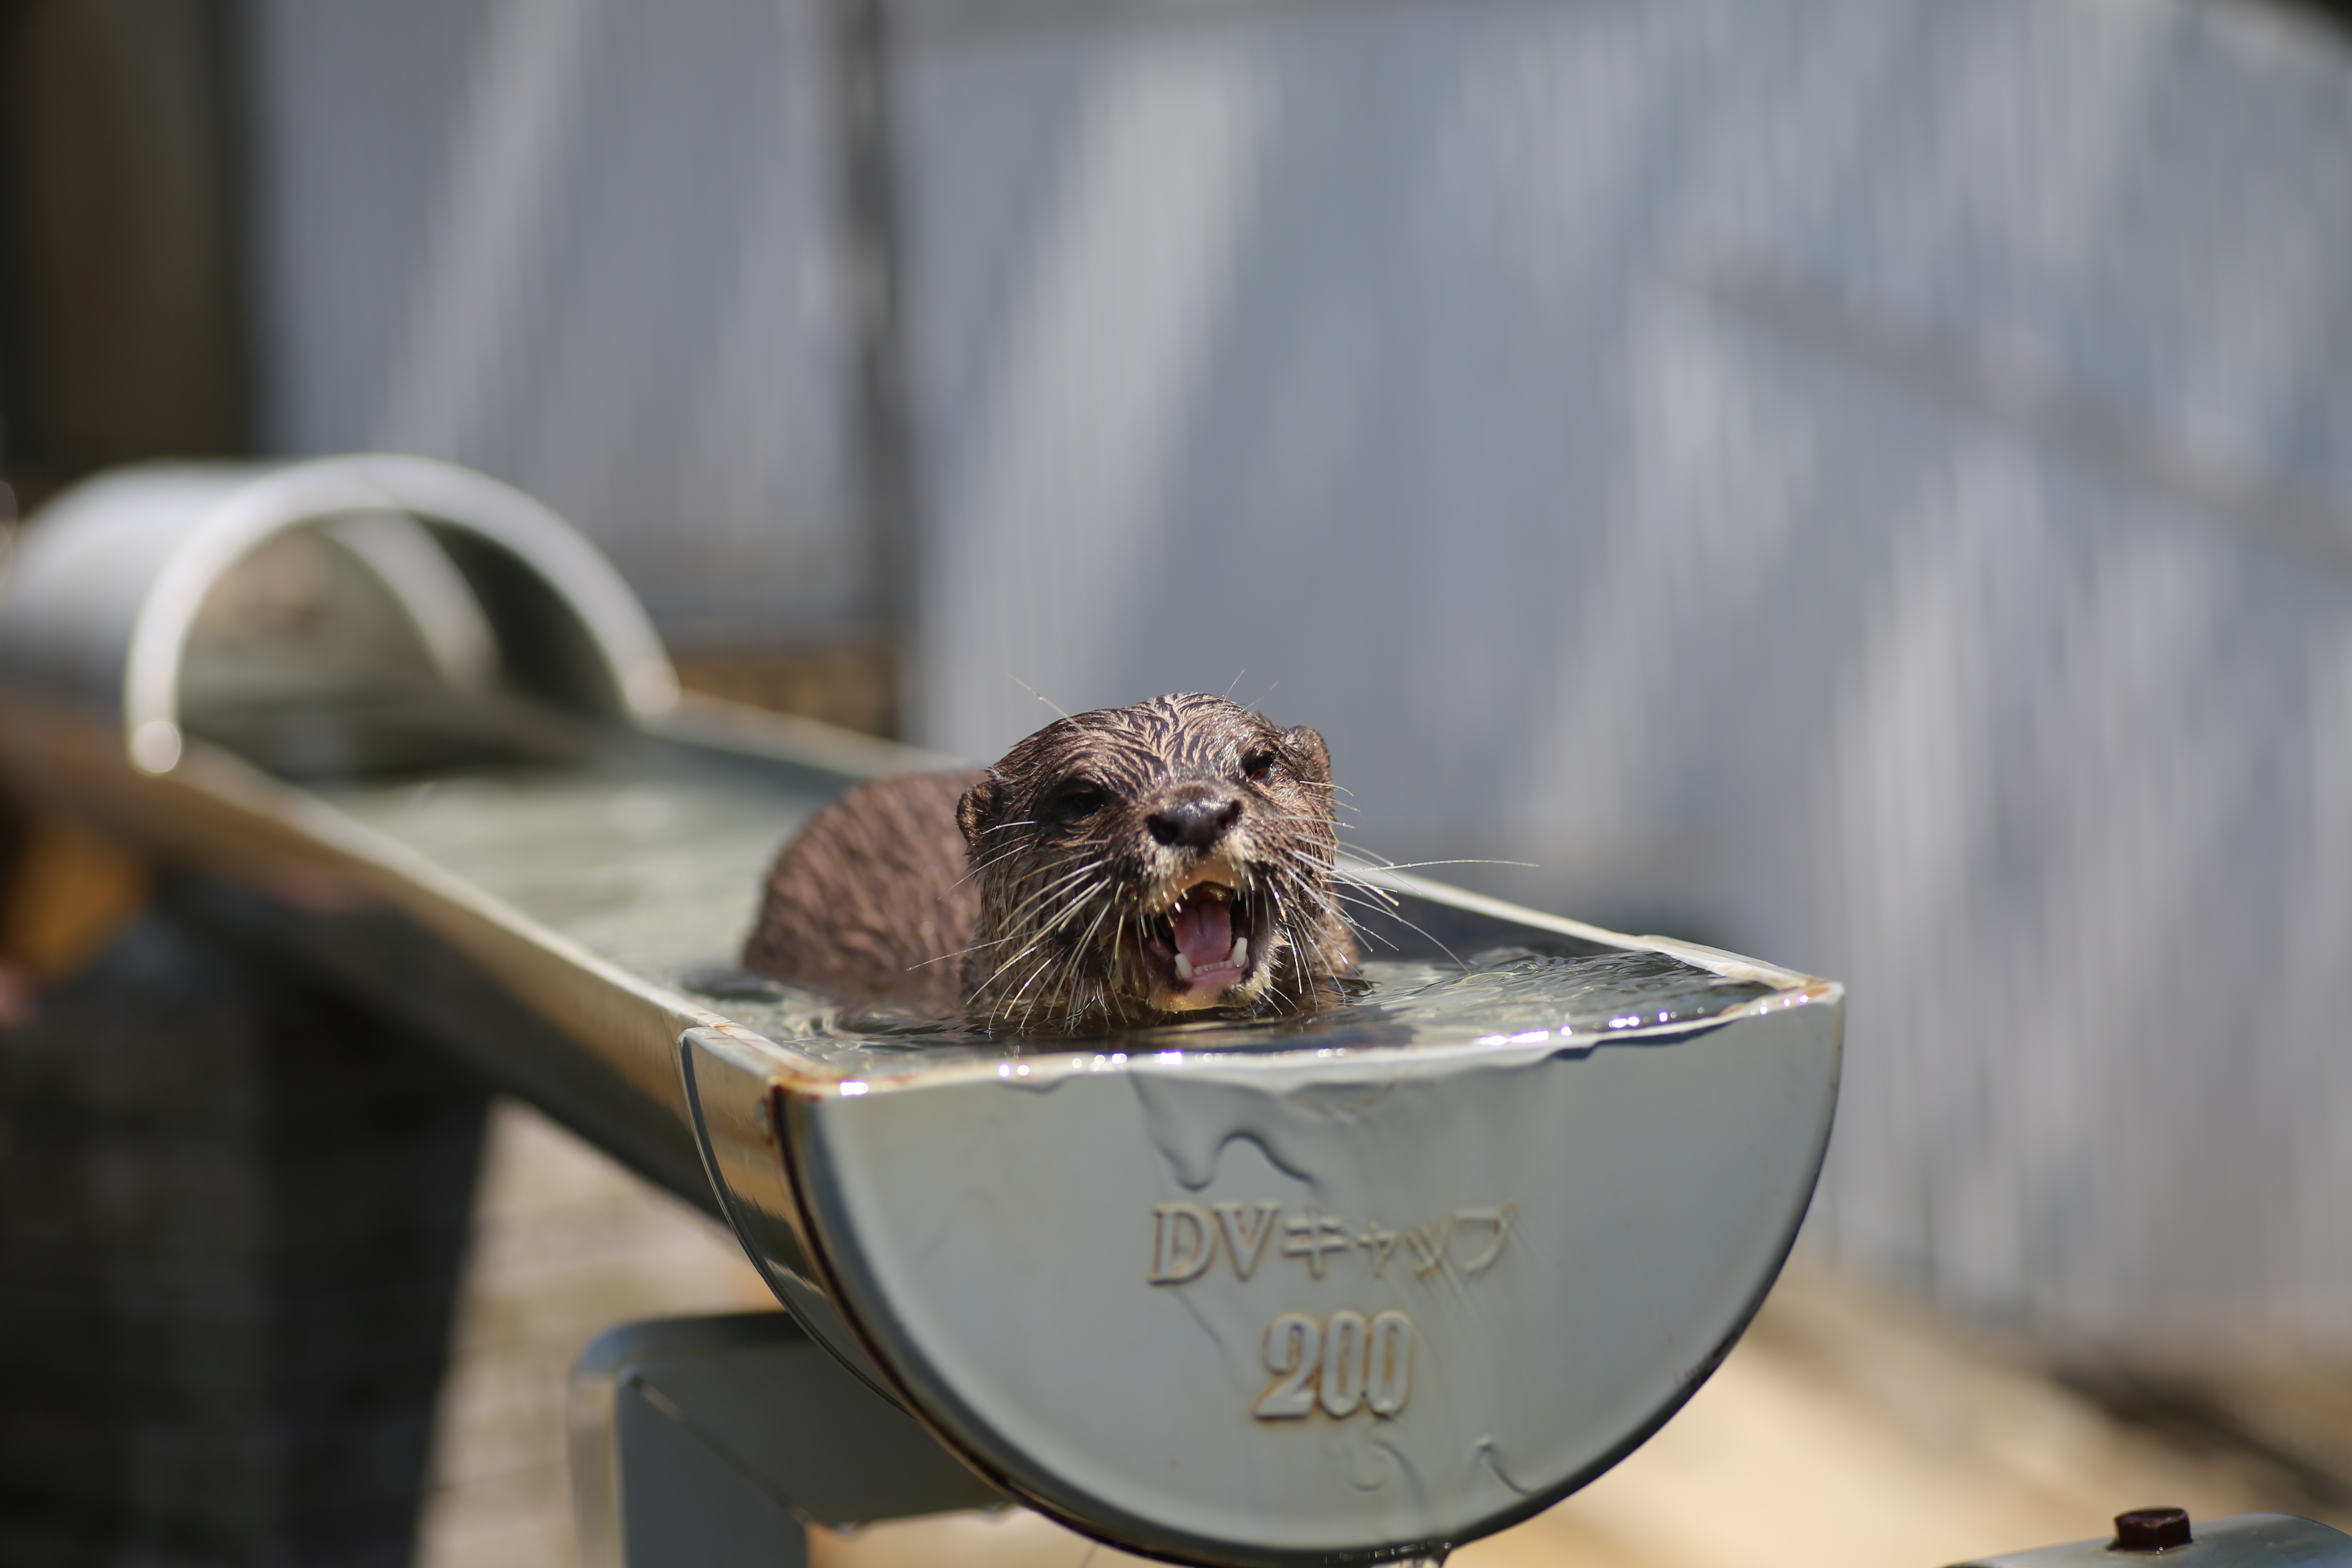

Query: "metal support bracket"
(569, 1312), (1006, 1568)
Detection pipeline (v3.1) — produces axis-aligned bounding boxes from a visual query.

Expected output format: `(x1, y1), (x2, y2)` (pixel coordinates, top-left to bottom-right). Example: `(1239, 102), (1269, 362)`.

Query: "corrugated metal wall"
(248, 0), (2352, 1344)
(247, 0), (864, 645)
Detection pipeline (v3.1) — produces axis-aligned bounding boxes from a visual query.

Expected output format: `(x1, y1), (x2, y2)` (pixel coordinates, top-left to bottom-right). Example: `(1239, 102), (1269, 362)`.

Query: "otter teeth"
(1172, 936), (1246, 987)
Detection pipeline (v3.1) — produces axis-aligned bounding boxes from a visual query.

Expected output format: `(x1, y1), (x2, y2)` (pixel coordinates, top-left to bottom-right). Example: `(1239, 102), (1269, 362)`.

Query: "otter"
(742, 693), (1358, 1033)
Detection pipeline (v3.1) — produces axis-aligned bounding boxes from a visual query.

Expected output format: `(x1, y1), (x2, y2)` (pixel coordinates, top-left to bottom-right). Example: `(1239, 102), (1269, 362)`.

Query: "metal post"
(828, 0), (922, 736)
(570, 1312), (1004, 1568)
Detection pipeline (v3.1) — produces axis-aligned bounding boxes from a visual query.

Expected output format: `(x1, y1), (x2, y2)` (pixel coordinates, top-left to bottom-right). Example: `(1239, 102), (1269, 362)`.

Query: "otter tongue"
(1172, 899), (1234, 973)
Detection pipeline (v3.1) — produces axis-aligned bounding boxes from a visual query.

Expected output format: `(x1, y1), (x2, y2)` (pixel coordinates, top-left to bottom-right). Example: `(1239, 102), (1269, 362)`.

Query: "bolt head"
(2113, 1509), (2193, 1553)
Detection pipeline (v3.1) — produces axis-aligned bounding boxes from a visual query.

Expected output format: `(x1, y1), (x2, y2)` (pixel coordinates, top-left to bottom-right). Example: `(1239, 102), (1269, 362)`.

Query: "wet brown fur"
(742, 769), (982, 1014)
(743, 694), (1357, 1033)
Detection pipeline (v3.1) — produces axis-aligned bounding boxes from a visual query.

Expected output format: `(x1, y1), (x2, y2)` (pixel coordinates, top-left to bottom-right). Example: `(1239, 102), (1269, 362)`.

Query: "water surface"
(321, 754), (1779, 1074)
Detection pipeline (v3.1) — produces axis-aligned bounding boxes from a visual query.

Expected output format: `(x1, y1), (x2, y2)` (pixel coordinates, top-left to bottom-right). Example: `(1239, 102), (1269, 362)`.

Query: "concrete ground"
(415, 1100), (2352, 1568)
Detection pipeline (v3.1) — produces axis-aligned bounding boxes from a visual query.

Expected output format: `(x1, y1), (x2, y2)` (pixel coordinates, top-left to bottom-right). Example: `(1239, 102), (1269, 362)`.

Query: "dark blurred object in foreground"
(0, 871), (486, 1568)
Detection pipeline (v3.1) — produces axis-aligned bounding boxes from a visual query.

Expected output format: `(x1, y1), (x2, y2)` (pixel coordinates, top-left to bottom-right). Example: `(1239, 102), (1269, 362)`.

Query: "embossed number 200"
(1254, 1310), (1415, 1421)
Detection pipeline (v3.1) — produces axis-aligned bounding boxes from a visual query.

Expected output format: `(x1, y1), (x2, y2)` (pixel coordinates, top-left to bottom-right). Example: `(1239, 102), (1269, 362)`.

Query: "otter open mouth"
(1143, 883), (1261, 1002)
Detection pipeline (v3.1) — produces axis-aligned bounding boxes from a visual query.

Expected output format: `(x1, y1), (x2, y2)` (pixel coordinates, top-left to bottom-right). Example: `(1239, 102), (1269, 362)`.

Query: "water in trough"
(316, 746), (1778, 1074)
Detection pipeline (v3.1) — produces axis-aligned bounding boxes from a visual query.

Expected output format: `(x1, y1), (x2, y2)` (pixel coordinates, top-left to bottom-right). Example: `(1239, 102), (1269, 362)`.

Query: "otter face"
(956, 693), (1356, 1033)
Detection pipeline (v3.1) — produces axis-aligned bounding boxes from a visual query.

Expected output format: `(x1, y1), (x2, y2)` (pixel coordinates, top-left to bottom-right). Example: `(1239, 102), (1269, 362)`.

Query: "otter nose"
(1147, 795), (1242, 849)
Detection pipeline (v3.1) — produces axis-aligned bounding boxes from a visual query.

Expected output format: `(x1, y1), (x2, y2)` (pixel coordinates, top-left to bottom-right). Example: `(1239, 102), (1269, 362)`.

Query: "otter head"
(955, 693), (1357, 1033)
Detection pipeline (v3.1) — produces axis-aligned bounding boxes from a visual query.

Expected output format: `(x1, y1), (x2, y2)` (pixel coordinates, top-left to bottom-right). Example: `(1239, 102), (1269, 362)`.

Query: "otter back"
(742, 770), (983, 1013)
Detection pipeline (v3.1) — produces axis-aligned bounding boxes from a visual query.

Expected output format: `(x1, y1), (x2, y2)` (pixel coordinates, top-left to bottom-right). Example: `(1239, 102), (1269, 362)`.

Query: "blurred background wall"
(241, 0), (871, 657)
(197, 0), (2352, 1352)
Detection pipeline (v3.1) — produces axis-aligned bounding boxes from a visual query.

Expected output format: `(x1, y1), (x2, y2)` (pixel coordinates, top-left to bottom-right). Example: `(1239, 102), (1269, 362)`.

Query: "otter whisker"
(962, 843), (1050, 881)
(1277, 847), (1374, 906)
(1272, 900), (1326, 1002)
(1265, 865), (1345, 924)
(1009, 676), (1072, 720)
(1297, 877), (1407, 925)
(1324, 880), (1404, 920)
(1004, 949), (1066, 1015)
(988, 937), (1077, 1029)
(1321, 891), (1465, 968)
(974, 898), (1107, 994)
(1284, 911), (1330, 1000)
(1344, 858), (1538, 873)
(1043, 899), (1123, 1019)
(1042, 898), (1119, 1021)
(986, 862), (1111, 932)
(1286, 845), (1394, 892)
(990, 869), (1106, 931)
(984, 881), (1114, 982)
(1276, 877), (1410, 957)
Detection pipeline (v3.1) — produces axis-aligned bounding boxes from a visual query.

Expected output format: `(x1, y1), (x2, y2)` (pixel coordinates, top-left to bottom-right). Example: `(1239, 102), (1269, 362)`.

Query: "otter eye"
(1052, 781), (1109, 822)
(1241, 750), (1278, 783)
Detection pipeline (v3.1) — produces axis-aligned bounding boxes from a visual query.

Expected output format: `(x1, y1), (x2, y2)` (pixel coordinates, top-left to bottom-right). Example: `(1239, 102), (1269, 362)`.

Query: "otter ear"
(1283, 725), (1332, 783)
(957, 775), (996, 852)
